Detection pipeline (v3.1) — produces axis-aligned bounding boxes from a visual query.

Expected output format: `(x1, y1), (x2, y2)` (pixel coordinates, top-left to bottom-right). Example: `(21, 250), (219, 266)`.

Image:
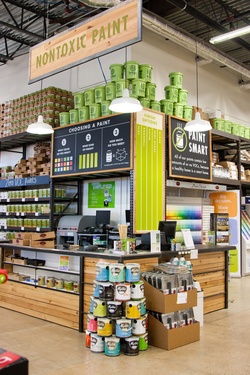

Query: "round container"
(239, 125), (245, 137)
(64, 280), (73, 291)
(107, 300), (123, 319)
(116, 318), (132, 338)
(99, 282), (114, 301)
(109, 64), (124, 82)
(140, 98), (150, 108)
(101, 101), (112, 117)
(97, 317), (112, 337)
(105, 82), (116, 101)
(212, 118), (225, 131)
(46, 276), (55, 288)
(173, 103), (184, 118)
(73, 92), (84, 109)
(132, 79), (146, 97)
(245, 127), (250, 139)
(73, 281), (79, 293)
(115, 79), (130, 97)
(231, 122), (239, 135)
(150, 100), (161, 111)
(125, 300), (141, 319)
(90, 333), (105, 353)
(55, 278), (64, 289)
(89, 296), (95, 313)
(125, 263), (140, 282)
(114, 282), (131, 301)
(96, 262), (109, 281)
(124, 336), (139, 356)
(131, 281), (144, 300)
(124, 61), (139, 81)
(160, 99), (173, 115)
(84, 89), (95, 106)
(139, 64), (153, 82)
(87, 313), (97, 332)
(165, 85), (178, 102)
(224, 120), (232, 133)
(78, 106), (89, 122)
(109, 263), (125, 283)
(93, 298), (107, 317)
(93, 280), (100, 298)
(140, 297), (147, 315)
(38, 276), (45, 286)
(145, 82), (156, 101)
(139, 332), (148, 351)
(59, 112), (70, 126)
(169, 71), (183, 89)
(132, 314), (147, 335)
(104, 335), (120, 356)
(178, 89), (188, 105)
(85, 330), (91, 348)
(183, 105), (193, 121)
(94, 86), (106, 104)
(69, 109), (79, 124)
(89, 103), (101, 119)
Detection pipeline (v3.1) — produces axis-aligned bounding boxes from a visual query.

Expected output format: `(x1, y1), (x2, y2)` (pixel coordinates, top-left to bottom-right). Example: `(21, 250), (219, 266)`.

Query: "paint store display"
(86, 262), (148, 356)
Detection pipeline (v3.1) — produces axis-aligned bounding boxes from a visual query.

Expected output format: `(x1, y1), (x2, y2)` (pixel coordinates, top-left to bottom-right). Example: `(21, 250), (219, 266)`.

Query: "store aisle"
(0, 276), (250, 375)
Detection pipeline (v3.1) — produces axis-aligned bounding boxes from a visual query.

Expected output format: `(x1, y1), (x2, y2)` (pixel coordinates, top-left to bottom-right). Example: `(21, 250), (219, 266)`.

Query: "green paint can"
(132, 79), (146, 97)
(169, 71), (183, 88)
(95, 86), (106, 104)
(165, 85), (178, 102)
(173, 103), (184, 118)
(231, 122), (239, 135)
(224, 121), (232, 133)
(84, 89), (95, 106)
(160, 99), (173, 115)
(124, 61), (139, 80)
(101, 101), (112, 116)
(59, 112), (70, 126)
(115, 79), (130, 97)
(139, 64), (153, 82)
(140, 98), (150, 108)
(109, 64), (124, 81)
(245, 127), (250, 139)
(150, 100), (161, 111)
(105, 82), (116, 101)
(89, 103), (101, 119)
(239, 125), (245, 137)
(145, 82), (156, 100)
(212, 118), (225, 131)
(79, 106), (89, 122)
(73, 92), (84, 109)
(183, 105), (193, 121)
(69, 109), (79, 124)
(178, 89), (188, 105)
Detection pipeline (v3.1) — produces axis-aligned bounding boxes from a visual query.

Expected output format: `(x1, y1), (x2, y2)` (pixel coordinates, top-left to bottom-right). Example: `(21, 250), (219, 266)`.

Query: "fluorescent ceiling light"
(210, 25), (250, 44)
(184, 112), (212, 132)
(26, 115), (54, 134)
(109, 89), (143, 113)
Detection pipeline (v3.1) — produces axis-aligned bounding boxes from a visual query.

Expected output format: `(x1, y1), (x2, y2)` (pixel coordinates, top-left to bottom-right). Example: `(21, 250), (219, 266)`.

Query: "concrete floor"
(0, 276), (250, 375)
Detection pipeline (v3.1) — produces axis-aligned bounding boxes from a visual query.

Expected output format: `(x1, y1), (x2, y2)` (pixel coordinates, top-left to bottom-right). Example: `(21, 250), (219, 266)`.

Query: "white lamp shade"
(184, 112), (212, 132)
(26, 115), (54, 135)
(109, 89), (143, 113)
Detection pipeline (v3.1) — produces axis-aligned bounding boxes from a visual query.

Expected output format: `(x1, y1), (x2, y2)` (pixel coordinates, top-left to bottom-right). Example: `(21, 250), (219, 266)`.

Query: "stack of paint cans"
(86, 261), (148, 356)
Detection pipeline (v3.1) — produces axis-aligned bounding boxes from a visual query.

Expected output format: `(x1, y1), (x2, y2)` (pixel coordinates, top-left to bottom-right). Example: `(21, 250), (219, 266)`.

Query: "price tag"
(190, 249), (198, 259)
(177, 292), (188, 304)
(7, 199), (10, 202)
(4, 226), (7, 230)
(35, 197), (38, 201)
(36, 227), (41, 232)
(21, 226), (25, 231)
(16, 212), (20, 216)
(21, 212), (25, 216)
(6, 212), (9, 216)
(22, 198), (25, 202)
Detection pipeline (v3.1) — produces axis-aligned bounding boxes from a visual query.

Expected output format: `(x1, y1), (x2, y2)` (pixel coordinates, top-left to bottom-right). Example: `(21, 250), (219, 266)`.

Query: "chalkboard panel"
(52, 114), (132, 177)
(168, 116), (212, 181)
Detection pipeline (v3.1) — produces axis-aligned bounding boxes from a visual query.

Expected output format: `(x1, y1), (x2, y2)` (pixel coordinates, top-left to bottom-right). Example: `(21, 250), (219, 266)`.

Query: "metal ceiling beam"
(0, 53), (13, 60)
(0, 20), (43, 40)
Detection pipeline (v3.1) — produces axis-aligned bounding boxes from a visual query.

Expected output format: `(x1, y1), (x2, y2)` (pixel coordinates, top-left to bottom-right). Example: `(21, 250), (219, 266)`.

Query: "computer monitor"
(158, 220), (177, 244)
(96, 210), (111, 227)
(125, 209), (130, 224)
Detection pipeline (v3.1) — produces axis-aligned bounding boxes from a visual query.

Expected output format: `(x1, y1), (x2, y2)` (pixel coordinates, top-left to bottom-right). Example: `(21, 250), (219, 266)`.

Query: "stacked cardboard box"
(14, 142), (51, 177)
(216, 161), (238, 180)
(30, 231), (55, 248)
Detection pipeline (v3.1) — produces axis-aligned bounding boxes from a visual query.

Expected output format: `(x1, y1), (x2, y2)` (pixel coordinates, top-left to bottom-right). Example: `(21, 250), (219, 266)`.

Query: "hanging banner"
(29, 0), (142, 83)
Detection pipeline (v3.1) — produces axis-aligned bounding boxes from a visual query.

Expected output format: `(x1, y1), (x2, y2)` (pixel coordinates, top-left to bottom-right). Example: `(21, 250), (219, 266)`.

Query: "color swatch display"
(54, 157), (73, 172)
(78, 152), (98, 169)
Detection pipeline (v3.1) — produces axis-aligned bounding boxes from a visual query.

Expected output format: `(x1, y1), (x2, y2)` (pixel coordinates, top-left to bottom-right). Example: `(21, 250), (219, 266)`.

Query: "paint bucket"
(173, 103), (184, 118)
(116, 318), (132, 338)
(78, 106), (89, 122)
(46, 276), (55, 288)
(85, 329), (91, 348)
(124, 61), (139, 80)
(105, 82), (116, 101)
(160, 99), (173, 115)
(132, 314), (147, 335)
(140, 297), (147, 315)
(109, 263), (125, 282)
(38, 276), (45, 286)
(212, 118), (225, 131)
(139, 64), (153, 82)
(139, 332), (148, 351)
(69, 109), (79, 124)
(55, 278), (64, 289)
(93, 298), (107, 317)
(145, 82), (156, 100)
(59, 112), (70, 126)
(140, 98), (150, 108)
(131, 281), (144, 300)
(125, 263), (140, 282)
(239, 125), (245, 137)
(183, 105), (193, 121)
(90, 333), (105, 353)
(93, 280), (100, 298)
(96, 262), (110, 281)
(178, 89), (188, 105)
(114, 282), (131, 301)
(224, 120), (232, 133)
(97, 317), (113, 337)
(89, 103), (101, 119)
(99, 282), (114, 301)
(169, 71), (183, 89)
(107, 300), (123, 319)
(245, 127), (250, 139)
(94, 86), (106, 103)
(89, 296), (95, 313)
(101, 101), (112, 116)
(84, 89), (95, 106)
(124, 336), (139, 356)
(87, 313), (97, 332)
(125, 300), (141, 319)
(165, 85), (178, 102)
(231, 122), (239, 135)
(73, 92), (84, 109)
(115, 79), (130, 97)
(150, 100), (161, 111)
(109, 64), (124, 81)
(132, 79), (146, 97)
(104, 335), (120, 356)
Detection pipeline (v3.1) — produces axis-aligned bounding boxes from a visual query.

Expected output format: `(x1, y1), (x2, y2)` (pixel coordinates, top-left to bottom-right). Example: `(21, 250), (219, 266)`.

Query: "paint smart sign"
(169, 116), (212, 181)
(29, 0), (142, 83)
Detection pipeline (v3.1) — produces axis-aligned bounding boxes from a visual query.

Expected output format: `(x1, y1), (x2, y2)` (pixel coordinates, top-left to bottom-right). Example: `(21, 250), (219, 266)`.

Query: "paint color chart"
(54, 156), (74, 172)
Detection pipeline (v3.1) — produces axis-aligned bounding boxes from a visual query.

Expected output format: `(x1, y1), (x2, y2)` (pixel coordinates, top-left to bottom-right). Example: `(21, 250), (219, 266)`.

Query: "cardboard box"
(13, 258), (28, 265)
(12, 239), (30, 246)
(30, 239), (55, 248)
(14, 232), (31, 240)
(144, 280), (197, 313)
(30, 231), (55, 241)
(148, 314), (200, 350)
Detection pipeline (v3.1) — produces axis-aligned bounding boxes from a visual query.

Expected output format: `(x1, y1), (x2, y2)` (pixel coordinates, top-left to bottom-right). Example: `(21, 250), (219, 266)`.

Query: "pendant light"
(184, 42), (211, 132)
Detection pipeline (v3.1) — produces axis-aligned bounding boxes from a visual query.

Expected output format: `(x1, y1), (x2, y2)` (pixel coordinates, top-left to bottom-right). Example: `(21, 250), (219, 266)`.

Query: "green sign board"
(88, 181), (115, 208)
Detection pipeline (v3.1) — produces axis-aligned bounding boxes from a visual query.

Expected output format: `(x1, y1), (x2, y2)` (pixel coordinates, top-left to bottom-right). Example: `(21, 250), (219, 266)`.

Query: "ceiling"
(0, 0), (250, 80)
